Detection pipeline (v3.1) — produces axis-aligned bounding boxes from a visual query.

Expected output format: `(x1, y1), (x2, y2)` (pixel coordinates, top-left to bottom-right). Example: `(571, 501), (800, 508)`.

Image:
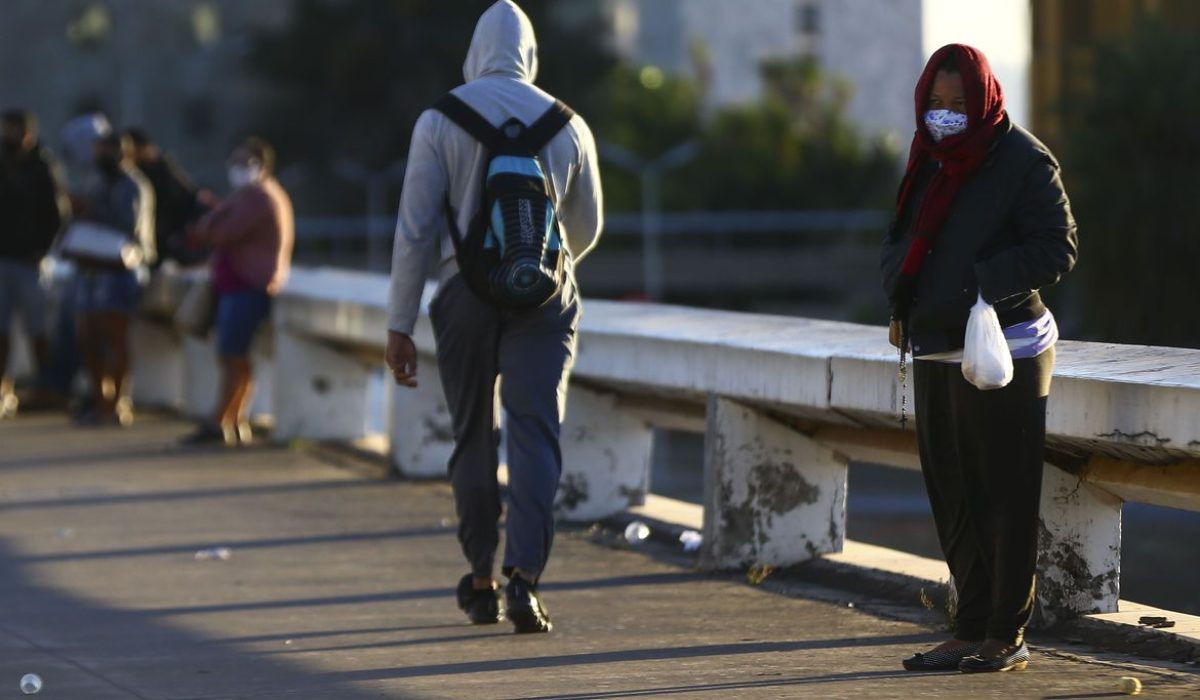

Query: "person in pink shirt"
(182, 137), (293, 446)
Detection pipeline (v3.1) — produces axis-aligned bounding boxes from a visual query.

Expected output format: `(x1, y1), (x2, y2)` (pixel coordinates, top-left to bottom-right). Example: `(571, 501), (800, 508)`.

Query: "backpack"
(433, 93), (575, 310)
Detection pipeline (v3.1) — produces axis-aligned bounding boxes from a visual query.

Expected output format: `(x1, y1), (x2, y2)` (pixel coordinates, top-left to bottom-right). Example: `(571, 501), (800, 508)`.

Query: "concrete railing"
(134, 265), (1200, 623)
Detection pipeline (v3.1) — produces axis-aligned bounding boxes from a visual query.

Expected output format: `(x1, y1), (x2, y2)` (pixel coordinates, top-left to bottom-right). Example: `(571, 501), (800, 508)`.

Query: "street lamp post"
(601, 140), (700, 301)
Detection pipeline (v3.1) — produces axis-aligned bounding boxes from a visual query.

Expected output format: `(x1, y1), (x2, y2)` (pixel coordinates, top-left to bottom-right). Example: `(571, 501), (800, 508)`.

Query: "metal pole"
(599, 140), (698, 302)
(366, 176), (386, 272)
(642, 170), (664, 301)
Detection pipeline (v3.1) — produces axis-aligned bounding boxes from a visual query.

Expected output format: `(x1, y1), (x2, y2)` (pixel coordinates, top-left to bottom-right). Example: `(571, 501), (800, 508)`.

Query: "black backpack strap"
(522, 100), (575, 152)
(442, 196), (467, 251)
(433, 93), (502, 150)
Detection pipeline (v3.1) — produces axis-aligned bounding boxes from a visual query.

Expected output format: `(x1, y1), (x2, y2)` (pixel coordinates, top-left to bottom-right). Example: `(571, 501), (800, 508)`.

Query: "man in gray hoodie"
(385, 1), (602, 634)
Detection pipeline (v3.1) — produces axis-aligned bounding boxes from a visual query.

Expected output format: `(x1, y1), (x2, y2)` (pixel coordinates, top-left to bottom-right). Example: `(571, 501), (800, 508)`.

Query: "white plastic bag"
(962, 293), (1013, 390)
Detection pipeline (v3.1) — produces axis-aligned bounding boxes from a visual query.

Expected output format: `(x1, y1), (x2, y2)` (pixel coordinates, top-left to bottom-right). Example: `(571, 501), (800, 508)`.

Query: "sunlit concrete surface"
(0, 414), (1197, 699)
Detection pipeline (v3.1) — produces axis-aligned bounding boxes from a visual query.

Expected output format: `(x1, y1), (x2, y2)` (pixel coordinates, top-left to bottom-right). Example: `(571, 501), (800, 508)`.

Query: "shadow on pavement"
(506, 669), (925, 700)
(134, 571), (709, 617)
(20, 526), (455, 563)
(321, 632), (935, 683)
(0, 477), (374, 512)
(0, 538), (433, 699)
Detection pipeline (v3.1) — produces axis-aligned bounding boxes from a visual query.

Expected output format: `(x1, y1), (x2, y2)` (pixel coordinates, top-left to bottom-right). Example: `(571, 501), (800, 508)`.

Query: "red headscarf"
(890, 44), (1007, 323)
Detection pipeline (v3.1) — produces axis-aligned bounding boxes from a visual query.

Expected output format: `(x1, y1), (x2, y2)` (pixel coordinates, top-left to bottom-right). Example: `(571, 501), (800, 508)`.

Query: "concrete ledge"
(1062, 602), (1200, 663)
(609, 491), (1200, 664)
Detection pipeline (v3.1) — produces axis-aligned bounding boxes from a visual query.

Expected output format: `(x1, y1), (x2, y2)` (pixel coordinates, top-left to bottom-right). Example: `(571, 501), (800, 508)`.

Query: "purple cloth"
(211, 251), (248, 295)
(1004, 310), (1058, 359)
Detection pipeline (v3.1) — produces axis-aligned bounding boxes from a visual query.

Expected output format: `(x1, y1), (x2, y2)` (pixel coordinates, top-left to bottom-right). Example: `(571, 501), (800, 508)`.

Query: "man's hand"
(386, 331), (419, 388)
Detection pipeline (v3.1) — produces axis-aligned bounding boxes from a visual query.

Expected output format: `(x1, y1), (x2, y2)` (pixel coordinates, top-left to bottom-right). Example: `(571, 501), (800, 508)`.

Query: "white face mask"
(924, 109), (968, 142)
(227, 164), (262, 190)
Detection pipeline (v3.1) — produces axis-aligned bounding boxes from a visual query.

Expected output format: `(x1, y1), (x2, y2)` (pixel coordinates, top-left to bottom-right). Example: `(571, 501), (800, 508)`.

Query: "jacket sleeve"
(388, 110), (448, 336)
(33, 155), (69, 257)
(879, 220), (906, 307)
(975, 156), (1078, 304)
(164, 156), (200, 223)
(558, 116), (603, 264)
(135, 176), (157, 265)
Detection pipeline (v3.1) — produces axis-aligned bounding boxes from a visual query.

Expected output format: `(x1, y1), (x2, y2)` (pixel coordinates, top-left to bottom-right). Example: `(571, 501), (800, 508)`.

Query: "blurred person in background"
(881, 44), (1077, 674)
(0, 109), (69, 417)
(181, 137), (293, 447)
(39, 113), (114, 409)
(60, 113), (113, 189)
(69, 132), (156, 426)
(125, 127), (212, 267)
(386, 1), (603, 634)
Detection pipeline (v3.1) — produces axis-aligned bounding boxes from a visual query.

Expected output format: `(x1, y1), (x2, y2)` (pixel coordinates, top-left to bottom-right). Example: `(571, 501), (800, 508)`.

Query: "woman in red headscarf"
(881, 45), (1078, 673)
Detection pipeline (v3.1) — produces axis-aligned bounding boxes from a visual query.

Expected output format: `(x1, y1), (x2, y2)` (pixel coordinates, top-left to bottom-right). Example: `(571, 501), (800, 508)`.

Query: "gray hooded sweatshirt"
(387, 0), (603, 335)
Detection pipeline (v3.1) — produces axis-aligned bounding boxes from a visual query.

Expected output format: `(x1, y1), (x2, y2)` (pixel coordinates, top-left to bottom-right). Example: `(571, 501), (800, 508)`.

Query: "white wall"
(613, 0), (925, 144)
(922, 0), (1032, 126)
(676, 0), (800, 105)
(819, 0), (925, 147)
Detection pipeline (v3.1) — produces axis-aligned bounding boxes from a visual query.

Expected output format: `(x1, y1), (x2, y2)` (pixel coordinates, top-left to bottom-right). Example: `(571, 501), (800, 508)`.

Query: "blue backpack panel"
(434, 93), (575, 309)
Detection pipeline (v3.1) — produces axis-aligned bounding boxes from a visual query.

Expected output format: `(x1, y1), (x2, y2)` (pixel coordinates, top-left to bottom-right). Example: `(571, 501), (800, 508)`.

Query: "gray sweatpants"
(429, 274), (580, 582)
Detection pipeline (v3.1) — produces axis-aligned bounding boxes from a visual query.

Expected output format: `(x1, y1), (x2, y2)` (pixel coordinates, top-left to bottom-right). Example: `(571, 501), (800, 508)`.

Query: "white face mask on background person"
(924, 109), (968, 142)
(227, 163), (263, 190)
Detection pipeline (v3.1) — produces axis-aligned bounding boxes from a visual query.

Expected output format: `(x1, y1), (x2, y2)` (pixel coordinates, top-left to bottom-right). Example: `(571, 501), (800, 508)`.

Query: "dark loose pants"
(430, 274), (580, 582)
(913, 347), (1054, 645)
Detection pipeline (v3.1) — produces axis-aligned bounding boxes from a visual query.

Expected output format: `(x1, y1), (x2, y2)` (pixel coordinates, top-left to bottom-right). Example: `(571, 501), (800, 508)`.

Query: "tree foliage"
(245, 2), (897, 216)
(245, 0), (615, 212)
(597, 57), (899, 211)
(1064, 19), (1200, 347)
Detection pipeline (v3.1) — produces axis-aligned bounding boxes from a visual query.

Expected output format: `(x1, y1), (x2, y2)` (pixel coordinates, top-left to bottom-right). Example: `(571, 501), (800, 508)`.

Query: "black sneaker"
(456, 574), (502, 625)
(505, 575), (552, 634)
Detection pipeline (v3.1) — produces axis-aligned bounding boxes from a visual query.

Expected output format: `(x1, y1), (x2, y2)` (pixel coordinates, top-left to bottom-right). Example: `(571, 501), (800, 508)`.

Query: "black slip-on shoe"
(456, 574), (502, 625)
(902, 642), (982, 671)
(179, 423), (235, 447)
(959, 642), (1030, 673)
(505, 575), (552, 634)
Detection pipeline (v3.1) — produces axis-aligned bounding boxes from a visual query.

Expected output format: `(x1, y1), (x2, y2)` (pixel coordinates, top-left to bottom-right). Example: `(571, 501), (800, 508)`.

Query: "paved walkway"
(1, 414), (1197, 699)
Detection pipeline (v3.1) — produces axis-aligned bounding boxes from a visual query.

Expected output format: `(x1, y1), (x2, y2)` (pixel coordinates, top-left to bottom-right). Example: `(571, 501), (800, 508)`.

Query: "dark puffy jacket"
(137, 154), (204, 265)
(880, 121), (1078, 356)
(0, 146), (67, 261)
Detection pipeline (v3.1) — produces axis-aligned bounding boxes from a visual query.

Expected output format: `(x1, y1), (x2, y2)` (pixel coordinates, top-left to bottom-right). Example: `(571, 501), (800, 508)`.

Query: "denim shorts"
(216, 290), (271, 357)
(0, 259), (48, 336)
(74, 268), (141, 315)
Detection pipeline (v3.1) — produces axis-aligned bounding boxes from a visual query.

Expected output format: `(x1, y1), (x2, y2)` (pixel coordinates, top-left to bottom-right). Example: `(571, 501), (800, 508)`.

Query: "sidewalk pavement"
(1, 413), (1197, 699)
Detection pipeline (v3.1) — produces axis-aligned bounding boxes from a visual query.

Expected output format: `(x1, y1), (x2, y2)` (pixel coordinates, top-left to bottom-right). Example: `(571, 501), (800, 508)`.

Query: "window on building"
(67, 3), (113, 49)
(192, 2), (222, 47)
(796, 2), (820, 35)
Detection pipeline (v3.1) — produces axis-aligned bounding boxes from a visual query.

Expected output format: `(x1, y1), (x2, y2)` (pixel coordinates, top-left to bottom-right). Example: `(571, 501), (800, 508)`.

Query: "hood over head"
(912, 43), (1005, 157)
(464, 1), (539, 84)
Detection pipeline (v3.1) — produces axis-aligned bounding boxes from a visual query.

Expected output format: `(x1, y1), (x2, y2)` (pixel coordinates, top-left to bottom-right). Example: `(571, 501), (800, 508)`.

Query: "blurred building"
(1031, 0), (1200, 151)
(0, 0), (292, 187)
(582, 0), (925, 146)
(559, 0), (1035, 148)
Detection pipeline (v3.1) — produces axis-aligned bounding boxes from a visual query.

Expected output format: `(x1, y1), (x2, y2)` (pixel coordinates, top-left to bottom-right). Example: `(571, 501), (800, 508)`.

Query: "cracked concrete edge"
(1056, 603), (1200, 665)
(596, 492), (1200, 667)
